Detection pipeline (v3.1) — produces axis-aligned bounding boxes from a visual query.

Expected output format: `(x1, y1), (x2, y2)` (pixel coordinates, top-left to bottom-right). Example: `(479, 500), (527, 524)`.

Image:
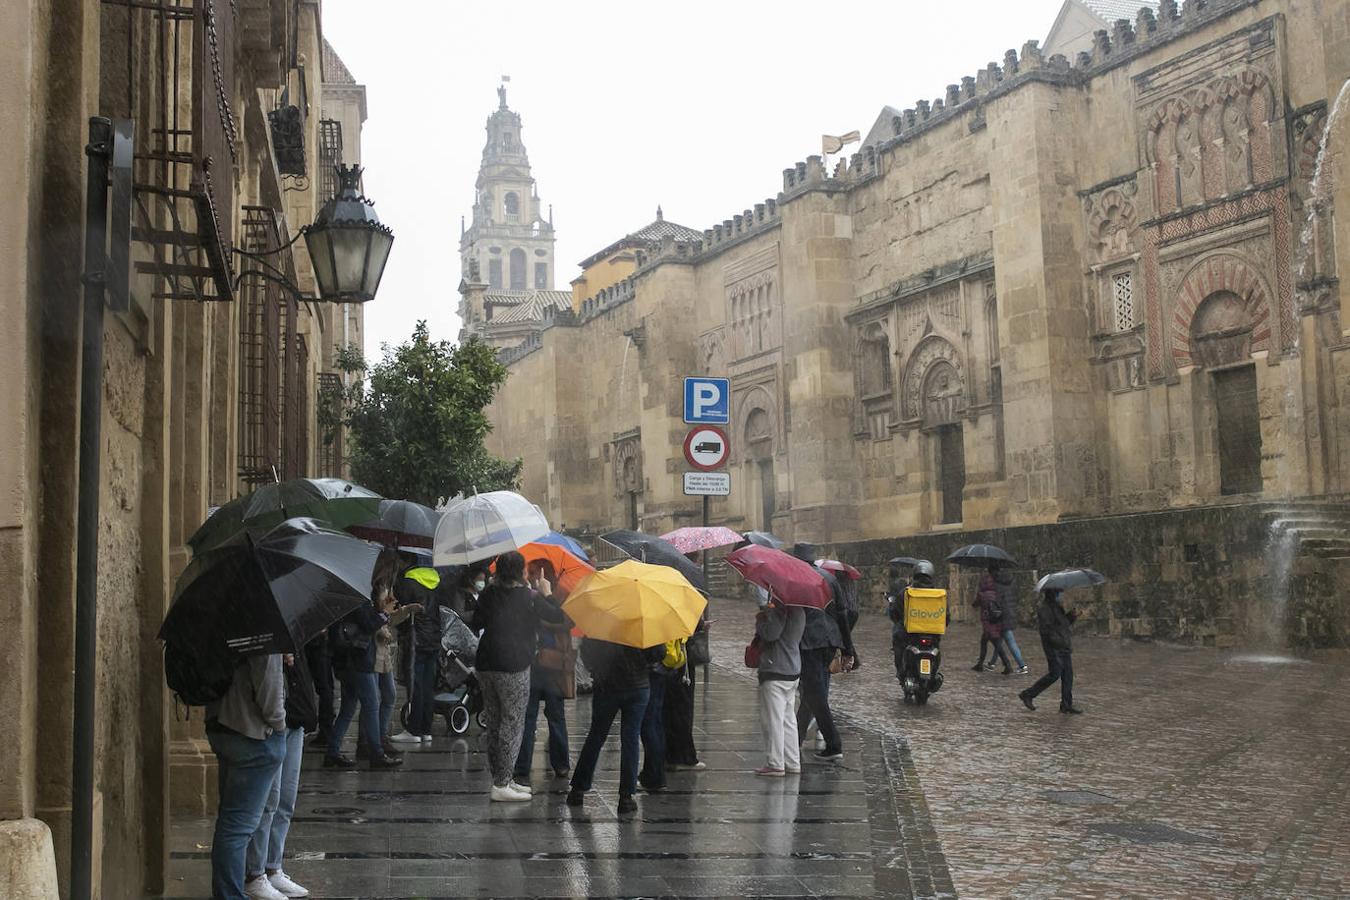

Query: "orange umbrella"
(518, 541), (594, 600)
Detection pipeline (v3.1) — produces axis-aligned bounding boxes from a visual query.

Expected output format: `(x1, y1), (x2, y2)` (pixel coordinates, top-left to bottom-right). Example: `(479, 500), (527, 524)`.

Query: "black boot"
(369, 753), (404, 770)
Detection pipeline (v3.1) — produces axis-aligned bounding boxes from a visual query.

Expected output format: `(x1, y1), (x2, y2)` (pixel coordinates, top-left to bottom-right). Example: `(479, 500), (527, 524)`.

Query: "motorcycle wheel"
(915, 687), (930, 705)
(476, 709), (488, 730)
(447, 704), (471, 735)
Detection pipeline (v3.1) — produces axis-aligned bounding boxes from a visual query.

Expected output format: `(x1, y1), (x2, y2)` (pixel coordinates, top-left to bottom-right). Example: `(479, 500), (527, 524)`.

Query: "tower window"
(510, 248), (526, 290)
(503, 131), (514, 149)
(488, 258), (502, 289)
(504, 192), (520, 221)
(535, 262), (548, 289)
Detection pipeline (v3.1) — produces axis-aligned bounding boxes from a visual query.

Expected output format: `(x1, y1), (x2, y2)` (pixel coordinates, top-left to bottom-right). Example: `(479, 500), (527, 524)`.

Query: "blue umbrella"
(536, 530), (589, 562)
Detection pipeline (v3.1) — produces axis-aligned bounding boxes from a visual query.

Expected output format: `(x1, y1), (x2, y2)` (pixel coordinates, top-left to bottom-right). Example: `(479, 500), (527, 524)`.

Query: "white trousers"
(758, 678), (800, 770)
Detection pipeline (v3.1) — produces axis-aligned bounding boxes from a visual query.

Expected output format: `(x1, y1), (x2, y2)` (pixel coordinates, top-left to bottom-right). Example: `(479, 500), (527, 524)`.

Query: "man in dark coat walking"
(791, 542), (858, 763)
(1019, 589), (1082, 714)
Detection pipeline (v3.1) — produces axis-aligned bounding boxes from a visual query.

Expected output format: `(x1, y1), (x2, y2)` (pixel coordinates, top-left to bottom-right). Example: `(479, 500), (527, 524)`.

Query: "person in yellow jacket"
(388, 564), (442, 744)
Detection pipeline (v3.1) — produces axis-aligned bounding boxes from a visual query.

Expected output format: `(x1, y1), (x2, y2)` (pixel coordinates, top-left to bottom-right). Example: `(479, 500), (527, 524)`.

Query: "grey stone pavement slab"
(166, 595), (1350, 898)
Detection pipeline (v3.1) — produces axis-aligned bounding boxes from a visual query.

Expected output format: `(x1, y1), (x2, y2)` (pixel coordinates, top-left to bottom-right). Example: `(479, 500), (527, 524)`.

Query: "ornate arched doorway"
(903, 338), (968, 525)
(1191, 289), (1263, 494)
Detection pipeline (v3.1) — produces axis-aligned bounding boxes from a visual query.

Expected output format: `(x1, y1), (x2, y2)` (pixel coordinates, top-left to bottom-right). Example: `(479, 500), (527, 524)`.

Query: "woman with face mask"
(450, 566), (487, 621)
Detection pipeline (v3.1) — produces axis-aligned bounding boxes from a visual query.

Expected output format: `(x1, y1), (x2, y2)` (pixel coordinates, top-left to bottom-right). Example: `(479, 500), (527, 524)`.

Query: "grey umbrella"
(743, 531), (787, 550)
(947, 543), (1017, 568)
(1035, 568), (1106, 593)
(888, 556), (929, 569)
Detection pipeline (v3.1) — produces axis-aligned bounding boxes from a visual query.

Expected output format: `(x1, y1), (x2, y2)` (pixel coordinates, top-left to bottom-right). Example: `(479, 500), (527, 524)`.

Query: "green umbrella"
(189, 478), (383, 555)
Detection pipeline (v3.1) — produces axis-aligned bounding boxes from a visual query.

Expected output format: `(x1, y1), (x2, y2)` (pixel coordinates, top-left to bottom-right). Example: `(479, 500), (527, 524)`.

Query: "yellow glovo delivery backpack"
(903, 587), (948, 636)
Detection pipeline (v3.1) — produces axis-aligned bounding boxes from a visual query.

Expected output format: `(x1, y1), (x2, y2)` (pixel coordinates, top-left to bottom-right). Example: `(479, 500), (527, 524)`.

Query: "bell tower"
(459, 79), (556, 303)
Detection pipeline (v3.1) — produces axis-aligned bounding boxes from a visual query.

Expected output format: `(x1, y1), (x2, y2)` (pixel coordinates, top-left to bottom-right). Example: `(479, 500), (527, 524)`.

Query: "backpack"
(662, 638), (687, 670)
(164, 638), (236, 707)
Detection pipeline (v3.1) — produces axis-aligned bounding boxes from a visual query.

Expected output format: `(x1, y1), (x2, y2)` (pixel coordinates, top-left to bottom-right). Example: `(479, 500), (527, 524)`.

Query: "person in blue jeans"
(638, 660), (673, 793)
(568, 638), (664, 814)
(513, 561), (571, 782)
(204, 654), (287, 900)
(992, 567), (1030, 674)
(244, 650), (318, 898)
(326, 552), (403, 770)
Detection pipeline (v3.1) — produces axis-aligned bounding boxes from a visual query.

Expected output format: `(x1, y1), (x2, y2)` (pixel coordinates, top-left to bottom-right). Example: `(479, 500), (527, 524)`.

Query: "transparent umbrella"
(432, 491), (550, 565)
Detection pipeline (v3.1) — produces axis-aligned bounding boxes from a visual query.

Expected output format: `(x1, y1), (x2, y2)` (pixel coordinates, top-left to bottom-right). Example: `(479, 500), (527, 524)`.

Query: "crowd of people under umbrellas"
(159, 478), (1104, 900)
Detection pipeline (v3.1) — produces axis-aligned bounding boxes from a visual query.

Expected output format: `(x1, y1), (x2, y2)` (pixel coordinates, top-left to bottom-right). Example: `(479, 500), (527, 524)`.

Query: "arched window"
(509, 248), (526, 290)
(504, 192), (520, 220)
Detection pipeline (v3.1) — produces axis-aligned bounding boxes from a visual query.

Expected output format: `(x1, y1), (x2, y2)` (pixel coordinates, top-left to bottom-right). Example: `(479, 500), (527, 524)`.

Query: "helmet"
(913, 560), (935, 578)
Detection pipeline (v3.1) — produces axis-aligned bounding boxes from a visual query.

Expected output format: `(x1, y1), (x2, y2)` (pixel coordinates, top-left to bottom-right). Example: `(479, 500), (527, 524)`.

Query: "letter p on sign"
(683, 377), (729, 425)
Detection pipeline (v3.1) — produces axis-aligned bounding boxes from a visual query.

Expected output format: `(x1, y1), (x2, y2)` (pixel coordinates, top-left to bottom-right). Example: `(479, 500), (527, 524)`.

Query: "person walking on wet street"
(472, 550), (566, 802)
(993, 566), (1029, 674)
(568, 637), (664, 813)
(972, 570), (1012, 674)
(754, 594), (807, 776)
(792, 543), (858, 764)
(1019, 588), (1084, 714)
(512, 561), (572, 785)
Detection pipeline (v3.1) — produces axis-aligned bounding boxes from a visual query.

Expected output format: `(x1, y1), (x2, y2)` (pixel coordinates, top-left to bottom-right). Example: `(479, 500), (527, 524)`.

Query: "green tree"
(339, 321), (521, 505)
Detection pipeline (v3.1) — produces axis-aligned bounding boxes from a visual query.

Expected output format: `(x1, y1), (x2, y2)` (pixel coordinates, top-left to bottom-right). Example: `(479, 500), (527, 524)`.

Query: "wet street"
(165, 596), (1350, 899)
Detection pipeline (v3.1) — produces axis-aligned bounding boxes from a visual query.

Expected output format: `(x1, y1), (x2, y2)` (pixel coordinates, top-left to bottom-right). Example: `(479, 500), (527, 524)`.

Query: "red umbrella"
(815, 558), (862, 581)
(725, 545), (831, 609)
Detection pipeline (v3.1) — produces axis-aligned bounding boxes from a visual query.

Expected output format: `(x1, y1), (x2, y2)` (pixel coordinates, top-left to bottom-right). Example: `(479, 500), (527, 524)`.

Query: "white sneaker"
(814, 735), (826, 751)
(419, 734), (434, 742)
(510, 780), (533, 795)
(244, 875), (286, 900)
(491, 783), (531, 802)
(388, 731), (421, 744)
(267, 871), (310, 898)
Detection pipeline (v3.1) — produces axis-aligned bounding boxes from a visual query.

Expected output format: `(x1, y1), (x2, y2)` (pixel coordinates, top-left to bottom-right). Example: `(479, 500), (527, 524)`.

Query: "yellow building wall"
(570, 251), (638, 311)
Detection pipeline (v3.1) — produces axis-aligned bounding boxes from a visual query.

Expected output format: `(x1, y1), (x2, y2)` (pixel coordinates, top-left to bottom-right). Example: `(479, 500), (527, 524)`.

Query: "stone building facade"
(482, 0), (1350, 647)
(1, 0), (370, 894)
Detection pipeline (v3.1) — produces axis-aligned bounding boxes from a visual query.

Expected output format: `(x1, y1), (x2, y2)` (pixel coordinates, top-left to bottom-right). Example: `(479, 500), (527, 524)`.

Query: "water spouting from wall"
(1297, 77), (1350, 286)
(1262, 518), (1299, 649)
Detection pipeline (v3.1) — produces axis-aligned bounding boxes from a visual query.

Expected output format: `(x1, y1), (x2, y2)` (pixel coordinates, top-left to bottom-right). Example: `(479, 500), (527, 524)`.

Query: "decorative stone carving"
(612, 433), (642, 493)
(697, 327), (727, 375)
(1170, 253), (1273, 370)
(901, 336), (965, 425)
(1083, 180), (1139, 262)
(725, 246), (781, 361)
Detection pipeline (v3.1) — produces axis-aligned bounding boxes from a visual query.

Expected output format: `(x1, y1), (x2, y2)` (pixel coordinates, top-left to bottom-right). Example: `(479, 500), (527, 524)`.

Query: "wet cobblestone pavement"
(710, 597), (1350, 899)
(168, 595), (1350, 898)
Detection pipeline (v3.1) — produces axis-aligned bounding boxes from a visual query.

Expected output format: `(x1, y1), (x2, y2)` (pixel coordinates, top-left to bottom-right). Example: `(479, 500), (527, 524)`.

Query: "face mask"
(473, 580), (486, 592)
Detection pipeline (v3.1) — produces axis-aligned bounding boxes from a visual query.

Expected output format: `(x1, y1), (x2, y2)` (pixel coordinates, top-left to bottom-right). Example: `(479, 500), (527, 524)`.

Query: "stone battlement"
(842, 0), (1257, 169)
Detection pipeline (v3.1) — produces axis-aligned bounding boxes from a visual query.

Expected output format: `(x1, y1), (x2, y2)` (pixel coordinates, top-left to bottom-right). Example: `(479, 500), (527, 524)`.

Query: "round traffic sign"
(683, 425), (729, 471)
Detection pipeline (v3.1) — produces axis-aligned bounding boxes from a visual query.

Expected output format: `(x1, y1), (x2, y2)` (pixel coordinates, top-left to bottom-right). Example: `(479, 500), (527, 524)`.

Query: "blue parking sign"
(683, 377), (729, 425)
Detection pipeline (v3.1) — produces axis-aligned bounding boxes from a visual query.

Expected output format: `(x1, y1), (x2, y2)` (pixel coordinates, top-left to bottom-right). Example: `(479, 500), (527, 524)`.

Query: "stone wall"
(820, 500), (1350, 649)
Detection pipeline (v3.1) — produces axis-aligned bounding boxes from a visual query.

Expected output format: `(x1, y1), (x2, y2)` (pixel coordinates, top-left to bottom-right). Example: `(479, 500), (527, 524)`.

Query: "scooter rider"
(886, 560), (935, 681)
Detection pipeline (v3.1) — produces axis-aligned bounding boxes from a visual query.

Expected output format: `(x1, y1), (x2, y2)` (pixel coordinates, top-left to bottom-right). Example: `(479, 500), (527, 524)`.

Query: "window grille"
(317, 119), (344, 200)
(317, 373), (344, 478)
(1112, 272), (1134, 332)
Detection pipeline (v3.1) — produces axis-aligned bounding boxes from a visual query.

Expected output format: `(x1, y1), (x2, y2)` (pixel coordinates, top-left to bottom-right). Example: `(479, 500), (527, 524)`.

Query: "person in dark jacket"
(567, 638), (664, 814)
(244, 649), (316, 898)
(1019, 589), (1083, 713)
(993, 567), (1029, 674)
(972, 572), (1013, 674)
(471, 551), (566, 802)
(326, 551), (403, 770)
(664, 613), (707, 771)
(513, 560), (572, 784)
(304, 631), (335, 749)
(388, 563), (442, 743)
(792, 543), (858, 764)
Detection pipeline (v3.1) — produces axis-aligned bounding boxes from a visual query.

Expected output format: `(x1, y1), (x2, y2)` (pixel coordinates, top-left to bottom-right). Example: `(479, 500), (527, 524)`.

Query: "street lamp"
(303, 164), (395, 303)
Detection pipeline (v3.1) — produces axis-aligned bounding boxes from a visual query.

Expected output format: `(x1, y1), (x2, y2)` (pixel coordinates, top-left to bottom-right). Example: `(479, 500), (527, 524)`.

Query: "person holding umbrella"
(471, 551), (566, 802)
(791, 543), (857, 764)
(754, 594), (807, 776)
(325, 551), (405, 770)
(561, 560), (707, 812)
(972, 572), (1013, 674)
(1018, 569), (1102, 714)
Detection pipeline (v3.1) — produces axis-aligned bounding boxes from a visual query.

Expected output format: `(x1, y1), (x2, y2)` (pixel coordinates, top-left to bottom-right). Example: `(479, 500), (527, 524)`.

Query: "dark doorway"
(936, 425), (965, 524)
(1214, 365), (1263, 495)
(627, 491), (640, 530)
(758, 459), (776, 530)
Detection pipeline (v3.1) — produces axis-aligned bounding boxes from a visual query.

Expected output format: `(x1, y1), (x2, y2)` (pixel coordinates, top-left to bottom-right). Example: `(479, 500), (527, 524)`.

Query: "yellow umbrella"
(561, 560), (707, 649)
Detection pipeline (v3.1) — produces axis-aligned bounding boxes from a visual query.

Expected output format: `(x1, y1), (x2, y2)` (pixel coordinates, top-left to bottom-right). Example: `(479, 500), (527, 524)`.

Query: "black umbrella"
(162, 517), (383, 658)
(889, 556), (929, 569)
(348, 499), (443, 548)
(946, 543), (1018, 568)
(1035, 568), (1106, 593)
(743, 530), (787, 550)
(188, 478), (383, 555)
(599, 529), (706, 589)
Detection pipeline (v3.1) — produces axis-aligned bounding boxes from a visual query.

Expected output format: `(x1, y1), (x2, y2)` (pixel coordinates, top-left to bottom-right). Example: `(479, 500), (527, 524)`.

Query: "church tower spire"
(459, 79), (556, 307)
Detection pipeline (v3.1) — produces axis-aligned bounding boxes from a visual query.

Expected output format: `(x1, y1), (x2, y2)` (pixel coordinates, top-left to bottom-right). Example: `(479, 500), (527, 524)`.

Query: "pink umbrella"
(660, 525), (745, 555)
(816, 558), (862, 581)
(725, 545), (832, 609)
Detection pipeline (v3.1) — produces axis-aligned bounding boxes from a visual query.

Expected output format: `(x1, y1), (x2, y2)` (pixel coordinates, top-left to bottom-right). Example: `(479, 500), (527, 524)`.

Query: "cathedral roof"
(321, 39), (357, 85)
(489, 290), (573, 325)
(578, 208), (704, 269)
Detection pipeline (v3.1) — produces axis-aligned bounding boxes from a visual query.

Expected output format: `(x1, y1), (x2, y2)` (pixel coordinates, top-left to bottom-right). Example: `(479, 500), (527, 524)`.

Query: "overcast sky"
(321, 0), (1067, 357)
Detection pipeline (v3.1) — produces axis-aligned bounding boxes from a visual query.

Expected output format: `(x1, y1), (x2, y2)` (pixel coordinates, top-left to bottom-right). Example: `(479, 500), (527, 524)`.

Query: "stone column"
(987, 81), (1101, 525)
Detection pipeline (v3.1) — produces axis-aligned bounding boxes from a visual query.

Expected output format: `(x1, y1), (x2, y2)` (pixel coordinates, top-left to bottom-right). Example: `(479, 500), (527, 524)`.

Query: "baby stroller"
(400, 608), (484, 736)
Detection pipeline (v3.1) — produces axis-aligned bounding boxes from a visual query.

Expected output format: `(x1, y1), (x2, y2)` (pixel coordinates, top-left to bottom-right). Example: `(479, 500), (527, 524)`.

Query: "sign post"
(683, 377), (731, 586)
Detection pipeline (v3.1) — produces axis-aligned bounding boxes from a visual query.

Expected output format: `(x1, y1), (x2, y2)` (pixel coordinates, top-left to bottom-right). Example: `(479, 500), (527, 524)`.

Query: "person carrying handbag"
(513, 561), (573, 783)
